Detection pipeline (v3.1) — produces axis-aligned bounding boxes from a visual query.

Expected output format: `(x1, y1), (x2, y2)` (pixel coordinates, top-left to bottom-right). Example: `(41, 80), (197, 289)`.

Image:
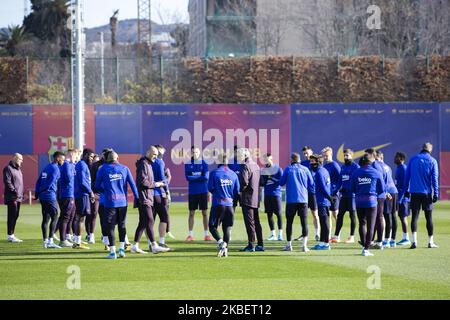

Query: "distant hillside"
(85, 19), (185, 43)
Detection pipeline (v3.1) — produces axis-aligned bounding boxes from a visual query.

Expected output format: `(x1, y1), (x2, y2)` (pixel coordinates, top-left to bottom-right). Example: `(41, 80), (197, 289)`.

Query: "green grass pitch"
(0, 202), (449, 300)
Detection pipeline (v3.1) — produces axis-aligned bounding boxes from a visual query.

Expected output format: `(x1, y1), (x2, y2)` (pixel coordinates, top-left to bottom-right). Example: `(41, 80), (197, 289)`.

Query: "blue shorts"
(308, 193), (317, 211)
(41, 200), (58, 218)
(411, 193), (433, 212)
(264, 195), (282, 214)
(75, 195), (91, 217)
(397, 202), (410, 218)
(339, 197), (356, 213)
(330, 194), (340, 211)
(318, 205), (330, 217)
(188, 193), (208, 211)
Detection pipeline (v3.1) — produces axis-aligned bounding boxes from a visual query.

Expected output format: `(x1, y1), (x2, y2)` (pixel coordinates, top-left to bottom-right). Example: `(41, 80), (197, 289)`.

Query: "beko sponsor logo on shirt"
(220, 178), (233, 187)
(342, 174), (350, 181)
(41, 172), (48, 179)
(358, 177), (372, 185)
(109, 173), (123, 181)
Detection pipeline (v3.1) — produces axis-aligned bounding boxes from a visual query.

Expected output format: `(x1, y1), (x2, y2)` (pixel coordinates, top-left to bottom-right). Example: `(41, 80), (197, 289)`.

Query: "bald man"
(3, 153), (24, 242)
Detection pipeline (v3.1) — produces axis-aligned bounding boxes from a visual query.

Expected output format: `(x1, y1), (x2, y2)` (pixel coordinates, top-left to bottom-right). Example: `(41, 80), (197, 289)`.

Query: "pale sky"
(0, 0), (189, 29)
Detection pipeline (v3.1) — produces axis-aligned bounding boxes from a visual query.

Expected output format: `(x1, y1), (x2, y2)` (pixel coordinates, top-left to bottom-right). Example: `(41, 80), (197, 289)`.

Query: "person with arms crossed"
(184, 146), (212, 242)
(260, 153), (283, 241)
(331, 148), (359, 244)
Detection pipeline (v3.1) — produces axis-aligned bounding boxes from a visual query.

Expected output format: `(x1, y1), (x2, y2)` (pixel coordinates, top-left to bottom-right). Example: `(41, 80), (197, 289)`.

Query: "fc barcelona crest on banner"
(48, 136), (73, 161)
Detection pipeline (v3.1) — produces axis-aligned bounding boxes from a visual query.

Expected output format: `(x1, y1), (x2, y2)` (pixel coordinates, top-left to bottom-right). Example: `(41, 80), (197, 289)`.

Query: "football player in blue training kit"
(351, 154), (385, 256)
(73, 149), (95, 250)
(185, 146), (212, 241)
(310, 154), (333, 250)
(208, 153), (240, 258)
(151, 145), (171, 248)
(298, 146), (320, 242)
(229, 145), (242, 211)
(95, 151), (139, 259)
(394, 152), (411, 246)
(365, 148), (390, 250)
(155, 145), (175, 240)
(280, 153), (315, 252)
(321, 147), (341, 237)
(35, 151), (65, 249)
(404, 143), (439, 249)
(57, 149), (77, 248)
(376, 151), (399, 248)
(260, 153), (283, 241)
(331, 148), (359, 244)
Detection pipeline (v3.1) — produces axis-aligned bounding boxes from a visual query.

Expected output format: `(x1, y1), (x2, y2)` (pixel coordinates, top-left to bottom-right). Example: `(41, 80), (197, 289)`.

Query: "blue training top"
(185, 159), (209, 195)
(58, 160), (75, 199)
(314, 166), (332, 207)
(260, 164), (283, 197)
(350, 165), (385, 208)
(280, 163), (314, 204)
(208, 165), (240, 207)
(336, 161), (359, 198)
(405, 151), (439, 198)
(35, 162), (60, 201)
(94, 162), (139, 208)
(324, 161), (341, 195)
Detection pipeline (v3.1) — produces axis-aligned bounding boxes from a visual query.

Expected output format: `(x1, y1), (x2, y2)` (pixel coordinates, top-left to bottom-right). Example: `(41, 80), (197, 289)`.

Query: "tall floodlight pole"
(71, 0), (85, 149)
(100, 32), (105, 98)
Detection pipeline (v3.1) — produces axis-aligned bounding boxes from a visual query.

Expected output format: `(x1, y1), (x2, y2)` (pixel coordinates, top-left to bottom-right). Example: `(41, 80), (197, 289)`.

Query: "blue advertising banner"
(0, 104), (33, 154)
(95, 104), (142, 153)
(291, 102), (440, 171)
(440, 103), (450, 151)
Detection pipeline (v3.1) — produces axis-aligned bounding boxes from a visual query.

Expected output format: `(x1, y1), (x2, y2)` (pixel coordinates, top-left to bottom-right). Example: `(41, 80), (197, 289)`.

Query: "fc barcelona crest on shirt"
(48, 136), (73, 161)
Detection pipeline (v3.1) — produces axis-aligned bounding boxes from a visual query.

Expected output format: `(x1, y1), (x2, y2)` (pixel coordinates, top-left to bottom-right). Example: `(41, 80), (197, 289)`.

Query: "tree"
(170, 24), (189, 57)
(110, 9), (119, 56)
(0, 25), (30, 56)
(23, 0), (70, 57)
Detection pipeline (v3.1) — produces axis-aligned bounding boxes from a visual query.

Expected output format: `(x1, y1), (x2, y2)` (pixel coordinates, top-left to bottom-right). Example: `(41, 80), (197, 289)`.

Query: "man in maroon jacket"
(131, 146), (169, 254)
(3, 153), (24, 243)
(238, 148), (264, 252)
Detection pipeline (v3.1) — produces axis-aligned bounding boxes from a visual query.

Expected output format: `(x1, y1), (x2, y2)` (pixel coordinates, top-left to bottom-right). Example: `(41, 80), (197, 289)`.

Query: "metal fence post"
(116, 56), (120, 103)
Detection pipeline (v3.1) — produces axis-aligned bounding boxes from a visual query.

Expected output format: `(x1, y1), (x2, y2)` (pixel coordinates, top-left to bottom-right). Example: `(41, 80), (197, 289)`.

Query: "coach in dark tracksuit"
(238, 148), (264, 252)
(3, 153), (24, 242)
(132, 146), (168, 254)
